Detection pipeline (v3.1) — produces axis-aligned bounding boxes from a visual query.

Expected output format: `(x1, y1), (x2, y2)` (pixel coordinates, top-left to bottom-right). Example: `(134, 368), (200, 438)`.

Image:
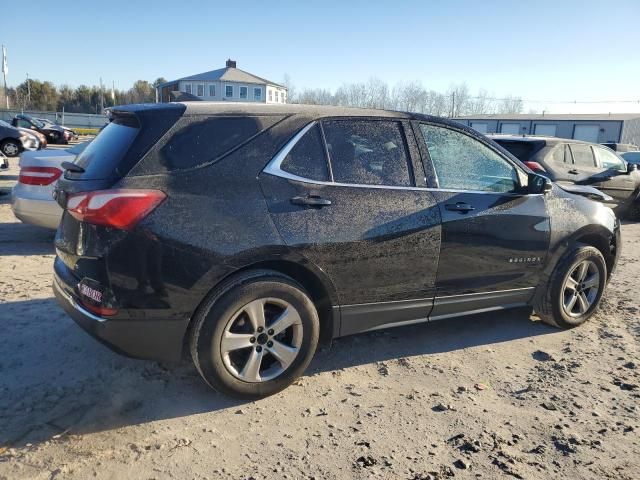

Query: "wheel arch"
(184, 258), (340, 357)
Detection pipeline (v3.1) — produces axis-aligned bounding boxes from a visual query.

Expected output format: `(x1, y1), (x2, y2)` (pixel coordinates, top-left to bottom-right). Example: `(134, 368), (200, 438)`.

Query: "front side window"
(569, 144), (596, 167)
(209, 85), (215, 97)
(254, 87), (262, 100)
(196, 84), (204, 97)
(240, 86), (248, 99)
(269, 90), (273, 102)
(184, 83), (192, 94)
(420, 124), (519, 193)
(280, 125), (330, 181)
(323, 120), (412, 187)
(595, 146), (625, 172)
(225, 85), (233, 98)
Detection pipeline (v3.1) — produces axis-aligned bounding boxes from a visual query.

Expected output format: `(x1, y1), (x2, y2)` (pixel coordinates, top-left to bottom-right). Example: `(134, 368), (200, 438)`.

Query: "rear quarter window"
(155, 115), (283, 171)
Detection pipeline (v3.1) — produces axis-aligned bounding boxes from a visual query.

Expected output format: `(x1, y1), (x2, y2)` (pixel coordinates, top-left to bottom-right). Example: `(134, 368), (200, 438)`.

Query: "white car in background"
(11, 142), (90, 229)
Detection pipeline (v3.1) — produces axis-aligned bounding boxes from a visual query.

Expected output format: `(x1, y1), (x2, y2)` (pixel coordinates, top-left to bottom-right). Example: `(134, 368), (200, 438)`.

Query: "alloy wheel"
(562, 260), (600, 317)
(220, 298), (303, 382)
(3, 142), (18, 156)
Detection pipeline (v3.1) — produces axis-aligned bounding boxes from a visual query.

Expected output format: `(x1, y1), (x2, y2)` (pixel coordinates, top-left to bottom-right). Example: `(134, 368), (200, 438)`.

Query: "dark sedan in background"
(489, 135), (640, 219)
(11, 114), (69, 144)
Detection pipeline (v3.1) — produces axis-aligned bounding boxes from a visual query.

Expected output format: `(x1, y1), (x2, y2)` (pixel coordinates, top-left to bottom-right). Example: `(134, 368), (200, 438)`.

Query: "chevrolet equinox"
(53, 103), (621, 398)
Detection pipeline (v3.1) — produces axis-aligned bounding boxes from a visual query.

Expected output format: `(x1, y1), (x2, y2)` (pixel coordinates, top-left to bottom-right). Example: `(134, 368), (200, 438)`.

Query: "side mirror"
(627, 162), (637, 174)
(528, 173), (552, 194)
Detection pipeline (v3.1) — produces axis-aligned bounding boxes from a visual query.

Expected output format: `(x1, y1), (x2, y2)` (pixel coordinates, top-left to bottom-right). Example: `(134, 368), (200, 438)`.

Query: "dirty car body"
(53, 103), (621, 397)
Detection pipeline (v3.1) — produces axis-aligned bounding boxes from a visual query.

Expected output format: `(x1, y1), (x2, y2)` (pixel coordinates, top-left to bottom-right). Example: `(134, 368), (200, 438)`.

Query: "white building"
(157, 59), (287, 104)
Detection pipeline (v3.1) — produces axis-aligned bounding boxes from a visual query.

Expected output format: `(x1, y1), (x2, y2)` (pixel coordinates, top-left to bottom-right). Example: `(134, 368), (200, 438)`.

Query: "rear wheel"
(190, 270), (319, 399)
(1, 139), (20, 157)
(535, 246), (607, 328)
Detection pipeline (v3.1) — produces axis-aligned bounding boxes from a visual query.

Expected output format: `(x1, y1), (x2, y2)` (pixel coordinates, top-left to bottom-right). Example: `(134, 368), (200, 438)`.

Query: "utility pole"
(100, 77), (104, 112)
(450, 92), (456, 118)
(1, 45), (8, 109)
(26, 73), (30, 107)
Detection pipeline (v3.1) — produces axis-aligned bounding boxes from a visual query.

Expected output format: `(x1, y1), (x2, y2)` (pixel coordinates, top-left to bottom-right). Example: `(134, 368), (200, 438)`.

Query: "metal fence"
(0, 109), (108, 129)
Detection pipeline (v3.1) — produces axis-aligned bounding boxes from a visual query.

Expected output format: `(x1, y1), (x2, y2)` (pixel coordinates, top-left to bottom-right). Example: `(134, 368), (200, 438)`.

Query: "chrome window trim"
(262, 121), (541, 197)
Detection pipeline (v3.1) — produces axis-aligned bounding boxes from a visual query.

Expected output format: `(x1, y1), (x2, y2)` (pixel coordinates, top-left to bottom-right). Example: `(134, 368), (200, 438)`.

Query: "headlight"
(20, 133), (39, 149)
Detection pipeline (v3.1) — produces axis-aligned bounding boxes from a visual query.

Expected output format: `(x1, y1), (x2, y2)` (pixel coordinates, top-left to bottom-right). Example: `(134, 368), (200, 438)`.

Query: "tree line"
(283, 76), (524, 116)
(0, 78), (166, 113)
(0, 75), (524, 117)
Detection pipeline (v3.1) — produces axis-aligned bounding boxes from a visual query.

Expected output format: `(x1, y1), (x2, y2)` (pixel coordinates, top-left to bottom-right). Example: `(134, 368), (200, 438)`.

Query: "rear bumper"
(53, 263), (189, 362)
(11, 191), (62, 229)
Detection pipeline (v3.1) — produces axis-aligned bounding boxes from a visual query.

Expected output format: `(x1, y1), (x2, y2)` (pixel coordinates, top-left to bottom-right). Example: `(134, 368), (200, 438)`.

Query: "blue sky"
(3, 0), (639, 112)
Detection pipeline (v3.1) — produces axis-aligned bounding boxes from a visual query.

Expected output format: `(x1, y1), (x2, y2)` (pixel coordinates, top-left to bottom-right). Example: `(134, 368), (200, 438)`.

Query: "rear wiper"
(61, 161), (85, 173)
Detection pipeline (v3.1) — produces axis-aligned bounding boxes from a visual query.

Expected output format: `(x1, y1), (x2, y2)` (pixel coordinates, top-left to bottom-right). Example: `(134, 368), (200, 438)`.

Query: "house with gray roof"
(454, 113), (640, 147)
(157, 59), (287, 104)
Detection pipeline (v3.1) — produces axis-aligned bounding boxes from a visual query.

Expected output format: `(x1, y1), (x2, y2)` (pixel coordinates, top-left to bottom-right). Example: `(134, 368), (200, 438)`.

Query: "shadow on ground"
(0, 296), (555, 448)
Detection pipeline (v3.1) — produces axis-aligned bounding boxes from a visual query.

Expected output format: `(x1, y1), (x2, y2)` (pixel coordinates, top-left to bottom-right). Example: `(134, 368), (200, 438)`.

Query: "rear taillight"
(79, 299), (118, 317)
(523, 161), (547, 173)
(19, 166), (62, 185)
(66, 189), (166, 230)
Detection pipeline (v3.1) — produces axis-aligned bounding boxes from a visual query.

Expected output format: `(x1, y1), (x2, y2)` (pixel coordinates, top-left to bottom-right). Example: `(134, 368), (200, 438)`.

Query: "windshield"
(22, 116), (45, 129)
(0, 120), (11, 127)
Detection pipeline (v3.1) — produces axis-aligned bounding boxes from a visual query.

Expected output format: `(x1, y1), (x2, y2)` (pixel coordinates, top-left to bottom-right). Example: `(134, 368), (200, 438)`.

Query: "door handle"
(568, 169), (579, 175)
(445, 202), (475, 213)
(290, 195), (332, 208)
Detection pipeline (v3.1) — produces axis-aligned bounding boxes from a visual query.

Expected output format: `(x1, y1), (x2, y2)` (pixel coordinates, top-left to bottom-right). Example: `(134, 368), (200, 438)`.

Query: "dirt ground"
(1, 160), (638, 480)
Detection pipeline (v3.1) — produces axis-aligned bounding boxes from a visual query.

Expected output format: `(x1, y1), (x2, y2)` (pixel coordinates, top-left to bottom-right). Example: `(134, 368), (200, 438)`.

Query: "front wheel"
(190, 270), (319, 399)
(1, 139), (20, 157)
(535, 246), (607, 328)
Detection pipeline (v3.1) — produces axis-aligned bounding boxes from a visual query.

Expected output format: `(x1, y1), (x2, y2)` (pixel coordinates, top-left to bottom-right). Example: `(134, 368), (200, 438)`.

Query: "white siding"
(177, 80), (270, 103)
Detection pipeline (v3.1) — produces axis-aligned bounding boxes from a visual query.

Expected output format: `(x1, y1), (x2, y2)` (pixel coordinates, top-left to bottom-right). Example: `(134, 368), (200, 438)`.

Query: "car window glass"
(595, 147), (625, 171)
(322, 120), (411, 186)
(158, 115), (282, 170)
(280, 124), (330, 181)
(569, 144), (596, 167)
(420, 124), (518, 193)
(549, 145), (565, 164)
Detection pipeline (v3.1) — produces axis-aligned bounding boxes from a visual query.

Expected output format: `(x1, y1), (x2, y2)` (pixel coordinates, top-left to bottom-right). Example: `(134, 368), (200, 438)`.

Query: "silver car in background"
(11, 142), (90, 229)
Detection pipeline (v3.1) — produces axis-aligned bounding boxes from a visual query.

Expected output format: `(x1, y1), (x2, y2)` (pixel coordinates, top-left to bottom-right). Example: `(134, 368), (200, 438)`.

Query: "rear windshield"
(71, 119), (138, 179)
(493, 140), (544, 161)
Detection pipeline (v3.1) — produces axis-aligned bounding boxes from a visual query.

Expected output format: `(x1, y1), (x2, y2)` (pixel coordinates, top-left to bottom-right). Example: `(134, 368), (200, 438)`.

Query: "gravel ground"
(1, 159), (639, 480)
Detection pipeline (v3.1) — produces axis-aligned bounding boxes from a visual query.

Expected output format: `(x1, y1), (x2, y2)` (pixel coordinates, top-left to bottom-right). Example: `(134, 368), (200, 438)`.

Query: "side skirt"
(337, 287), (535, 337)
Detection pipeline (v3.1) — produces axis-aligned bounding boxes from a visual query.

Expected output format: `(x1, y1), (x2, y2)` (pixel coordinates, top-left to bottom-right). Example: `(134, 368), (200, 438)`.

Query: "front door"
(415, 123), (550, 319)
(260, 119), (441, 335)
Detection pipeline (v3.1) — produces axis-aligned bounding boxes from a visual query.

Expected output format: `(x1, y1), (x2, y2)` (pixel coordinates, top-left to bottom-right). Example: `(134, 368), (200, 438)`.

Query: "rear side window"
(322, 120), (412, 187)
(280, 124), (330, 181)
(72, 119), (139, 179)
(158, 115), (282, 170)
(569, 144), (596, 167)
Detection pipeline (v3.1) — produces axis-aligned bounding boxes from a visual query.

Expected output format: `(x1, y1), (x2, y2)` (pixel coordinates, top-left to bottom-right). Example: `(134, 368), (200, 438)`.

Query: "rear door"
(415, 123), (550, 319)
(260, 118), (441, 335)
(567, 143), (601, 184)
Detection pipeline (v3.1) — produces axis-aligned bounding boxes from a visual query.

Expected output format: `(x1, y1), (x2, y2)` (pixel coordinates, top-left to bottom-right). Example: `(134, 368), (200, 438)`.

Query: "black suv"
(489, 134), (640, 218)
(53, 103), (620, 398)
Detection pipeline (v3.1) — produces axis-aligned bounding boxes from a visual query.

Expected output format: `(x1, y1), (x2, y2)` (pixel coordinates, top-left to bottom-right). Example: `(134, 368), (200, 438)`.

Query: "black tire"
(190, 270), (319, 399)
(0, 139), (20, 157)
(534, 245), (607, 328)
